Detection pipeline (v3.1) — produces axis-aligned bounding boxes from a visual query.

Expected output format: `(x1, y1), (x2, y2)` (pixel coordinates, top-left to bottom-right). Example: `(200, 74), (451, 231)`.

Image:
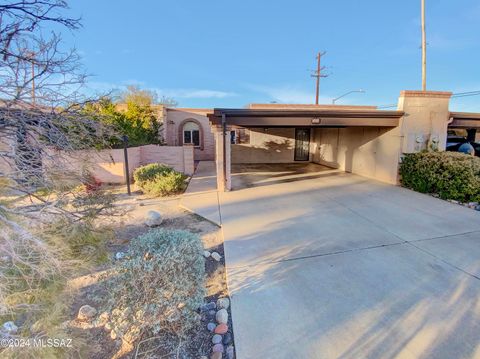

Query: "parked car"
(446, 136), (480, 156)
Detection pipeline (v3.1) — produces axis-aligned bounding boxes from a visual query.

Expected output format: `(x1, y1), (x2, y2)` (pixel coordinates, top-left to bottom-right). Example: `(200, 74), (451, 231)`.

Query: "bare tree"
(0, 1), (116, 318)
(0, 0), (113, 195)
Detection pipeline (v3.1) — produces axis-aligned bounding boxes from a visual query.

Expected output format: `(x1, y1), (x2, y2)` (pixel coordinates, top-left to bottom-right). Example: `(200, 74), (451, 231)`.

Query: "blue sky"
(65, 0), (480, 110)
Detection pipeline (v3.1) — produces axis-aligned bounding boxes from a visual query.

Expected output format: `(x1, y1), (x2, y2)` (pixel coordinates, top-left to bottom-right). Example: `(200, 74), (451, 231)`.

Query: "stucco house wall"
(164, 108), (215, 161)
(311, 127), (401, 184)
(231, 128), (296, 164)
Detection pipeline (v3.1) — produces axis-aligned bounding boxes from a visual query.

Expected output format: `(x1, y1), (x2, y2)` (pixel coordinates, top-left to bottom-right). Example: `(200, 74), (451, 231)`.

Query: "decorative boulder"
(214, 323), (228, 334)
(145, 210), (163, 227)
(211, 252), (222, 262)
(212, 334), (222, 344)
(216, 297), (230, 310)
(216, 309), (228, 324)
(77, 305), (97, 321)
(212, 343), (224, 353)
(223, 332), (233, 345)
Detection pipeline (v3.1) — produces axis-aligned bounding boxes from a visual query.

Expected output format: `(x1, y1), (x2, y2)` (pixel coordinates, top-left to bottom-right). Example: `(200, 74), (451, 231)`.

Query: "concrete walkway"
(183, 162), (480, 359)
(180, 161), (221, 225)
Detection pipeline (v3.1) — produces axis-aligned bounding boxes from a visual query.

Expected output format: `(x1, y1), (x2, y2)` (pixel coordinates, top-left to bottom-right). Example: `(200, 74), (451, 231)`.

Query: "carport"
(208, 107), (404, 191)
(449, 112), (480, 142)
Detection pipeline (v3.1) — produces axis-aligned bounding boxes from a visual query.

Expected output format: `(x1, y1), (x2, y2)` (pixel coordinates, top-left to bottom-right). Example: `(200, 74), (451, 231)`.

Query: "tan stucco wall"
(164, 108), (215, 161)
(42, 145), (194, 184)
(397, 91), (452, 152)
(231, 128), (297, 164)
(311, 127), (401, 184)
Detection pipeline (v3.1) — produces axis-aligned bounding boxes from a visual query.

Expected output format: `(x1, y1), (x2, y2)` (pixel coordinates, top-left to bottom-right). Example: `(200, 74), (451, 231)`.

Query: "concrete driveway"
(183, 162), (480, 359)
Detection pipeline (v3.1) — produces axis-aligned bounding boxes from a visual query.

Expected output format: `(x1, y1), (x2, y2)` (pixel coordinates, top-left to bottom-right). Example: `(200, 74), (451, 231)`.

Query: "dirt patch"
(64, 187), (234, 359)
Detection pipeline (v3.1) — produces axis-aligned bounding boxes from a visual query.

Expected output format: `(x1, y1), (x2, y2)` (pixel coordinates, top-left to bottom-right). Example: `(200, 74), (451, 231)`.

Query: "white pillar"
(212, 125), (231, 191)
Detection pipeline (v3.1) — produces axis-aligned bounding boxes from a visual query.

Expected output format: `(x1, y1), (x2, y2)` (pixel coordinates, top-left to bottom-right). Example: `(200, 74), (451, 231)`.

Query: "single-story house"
(201, 90), (480, 191)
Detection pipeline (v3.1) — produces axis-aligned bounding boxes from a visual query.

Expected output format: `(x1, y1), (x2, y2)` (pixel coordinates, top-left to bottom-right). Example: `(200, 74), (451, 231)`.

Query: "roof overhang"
(208, 108), (404, 128)
(449, 112), (480, 129)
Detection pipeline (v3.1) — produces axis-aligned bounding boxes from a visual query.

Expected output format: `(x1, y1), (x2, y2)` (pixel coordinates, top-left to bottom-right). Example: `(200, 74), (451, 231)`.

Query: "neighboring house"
(163, 108), (215, 161)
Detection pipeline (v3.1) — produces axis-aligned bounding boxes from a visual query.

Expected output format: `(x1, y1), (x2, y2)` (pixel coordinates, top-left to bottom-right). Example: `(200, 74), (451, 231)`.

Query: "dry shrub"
(103, 229), (205, 345)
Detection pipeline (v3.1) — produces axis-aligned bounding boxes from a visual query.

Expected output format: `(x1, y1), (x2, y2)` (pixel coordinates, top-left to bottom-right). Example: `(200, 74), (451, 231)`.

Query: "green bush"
(133, 163), (173, 186)
(134, 163), (187, 196)
(400, 151), (480, 202)
(104, 229), (205, 343)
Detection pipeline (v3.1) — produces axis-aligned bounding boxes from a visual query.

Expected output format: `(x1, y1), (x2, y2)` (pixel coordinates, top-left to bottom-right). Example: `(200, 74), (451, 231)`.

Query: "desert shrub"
(141, 171), (187, 196)
(103, 229), (205, 344)
(400, 151), (480, 202)
(134, 164), (187, 196)
(133, 163), (173, 187)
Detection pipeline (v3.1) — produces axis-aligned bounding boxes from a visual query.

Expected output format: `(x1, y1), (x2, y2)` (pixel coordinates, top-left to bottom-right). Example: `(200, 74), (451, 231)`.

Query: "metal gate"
(294, 128), (310, 161)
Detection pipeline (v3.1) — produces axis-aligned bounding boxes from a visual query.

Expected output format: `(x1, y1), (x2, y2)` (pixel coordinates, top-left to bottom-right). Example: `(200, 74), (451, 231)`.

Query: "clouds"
(84, 80), (236, 100)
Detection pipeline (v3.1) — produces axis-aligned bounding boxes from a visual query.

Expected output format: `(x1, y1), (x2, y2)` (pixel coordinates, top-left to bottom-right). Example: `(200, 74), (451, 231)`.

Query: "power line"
(378, 91), (480, 109)
(451, 91), (480, 98)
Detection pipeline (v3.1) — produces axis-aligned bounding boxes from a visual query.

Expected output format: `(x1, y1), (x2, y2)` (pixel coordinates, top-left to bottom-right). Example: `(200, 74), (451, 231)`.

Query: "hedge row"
(399, 151), (480, 202)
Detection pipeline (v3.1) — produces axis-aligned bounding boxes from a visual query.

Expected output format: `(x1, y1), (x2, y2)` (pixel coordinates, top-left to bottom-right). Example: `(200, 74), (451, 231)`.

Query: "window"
(183, 121), (200, 146)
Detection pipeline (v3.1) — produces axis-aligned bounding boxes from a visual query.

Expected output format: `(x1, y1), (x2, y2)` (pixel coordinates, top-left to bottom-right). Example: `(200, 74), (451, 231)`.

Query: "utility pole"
(311, 51), (328, 105)
(421, 0), (426, 91)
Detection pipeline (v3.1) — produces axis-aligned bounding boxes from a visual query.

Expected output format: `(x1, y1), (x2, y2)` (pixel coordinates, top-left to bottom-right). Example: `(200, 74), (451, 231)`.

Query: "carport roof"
(449, 112), (480, 129)
(209, 108), (404, 128)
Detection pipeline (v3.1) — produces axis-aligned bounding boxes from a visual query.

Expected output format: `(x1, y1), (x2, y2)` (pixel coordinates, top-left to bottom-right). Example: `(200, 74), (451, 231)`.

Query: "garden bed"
(62, 186), (234, 358)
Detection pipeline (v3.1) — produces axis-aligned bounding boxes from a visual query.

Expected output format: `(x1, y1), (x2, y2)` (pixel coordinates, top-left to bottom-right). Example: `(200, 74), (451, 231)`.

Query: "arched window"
(183, 121), (200, 146)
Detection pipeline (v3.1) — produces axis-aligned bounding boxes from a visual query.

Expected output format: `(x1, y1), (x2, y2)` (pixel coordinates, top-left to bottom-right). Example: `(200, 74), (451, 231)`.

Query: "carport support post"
(212, 123), (231, 191)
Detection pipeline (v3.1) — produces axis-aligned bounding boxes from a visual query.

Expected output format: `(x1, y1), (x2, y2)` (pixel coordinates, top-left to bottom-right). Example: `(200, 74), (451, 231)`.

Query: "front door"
(294, 128), (310, 161)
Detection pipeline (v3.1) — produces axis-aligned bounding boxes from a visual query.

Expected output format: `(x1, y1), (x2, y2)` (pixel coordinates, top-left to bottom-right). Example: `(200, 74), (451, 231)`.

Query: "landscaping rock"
(226, 345), (235, 359)
(216, 297), (230, 310)
(200, 302), (216, 312)
(77, 305), (97, 321)
(216, 309), (228, 324)
(212, 343), (224, 353)
(223, 332), (233, 345)
(211, 353), (222, 359)
(211, 252), (222, 262)
(2, 321), (18, 334)
(110, 330), (117, 340)
(212, 334), (222, 344)
(144, 210), (163, 227)
(208, 310), (216, 318)
(214, 323), (228, 334)
(115, 251), (126, 260)
(207, 322), (216, 332)
(476, 205), (480, 211)
(203, 250), (211, 258)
